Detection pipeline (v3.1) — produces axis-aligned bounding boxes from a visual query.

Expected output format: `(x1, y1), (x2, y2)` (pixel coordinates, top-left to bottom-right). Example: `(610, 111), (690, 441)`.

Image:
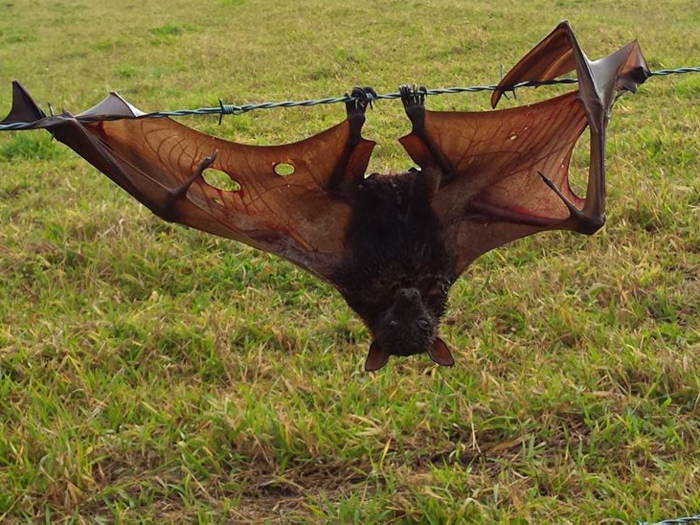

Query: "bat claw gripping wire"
(399, 85), (427, 108)
(350, 86), (377, 110)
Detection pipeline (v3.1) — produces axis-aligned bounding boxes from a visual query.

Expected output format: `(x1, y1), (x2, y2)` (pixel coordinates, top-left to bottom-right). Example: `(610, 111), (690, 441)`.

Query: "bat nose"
(397, 288), (421, 302)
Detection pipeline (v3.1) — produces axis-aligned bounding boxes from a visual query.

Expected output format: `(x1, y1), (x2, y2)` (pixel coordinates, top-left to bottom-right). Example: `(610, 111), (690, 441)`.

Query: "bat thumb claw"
(206, 150), (219, 164)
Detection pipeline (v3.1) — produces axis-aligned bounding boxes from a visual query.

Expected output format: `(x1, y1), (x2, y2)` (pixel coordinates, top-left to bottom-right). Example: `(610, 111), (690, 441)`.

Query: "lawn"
(1, 0), (699, 521)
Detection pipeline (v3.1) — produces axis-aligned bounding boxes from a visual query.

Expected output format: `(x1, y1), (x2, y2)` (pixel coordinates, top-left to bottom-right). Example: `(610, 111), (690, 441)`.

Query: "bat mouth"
(391, 344), (431, 358)
(378, 325), (435, 358)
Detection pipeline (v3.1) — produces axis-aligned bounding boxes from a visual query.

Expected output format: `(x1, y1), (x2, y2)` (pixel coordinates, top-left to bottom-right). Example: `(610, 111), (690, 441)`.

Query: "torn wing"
(400, 20), (650, 275)
(0, 82), (375, 282)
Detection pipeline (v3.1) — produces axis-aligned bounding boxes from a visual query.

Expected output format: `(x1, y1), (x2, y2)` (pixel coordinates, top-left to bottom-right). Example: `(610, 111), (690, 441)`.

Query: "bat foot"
(345, 87), (375, 140)
(400, 84), (427, 126)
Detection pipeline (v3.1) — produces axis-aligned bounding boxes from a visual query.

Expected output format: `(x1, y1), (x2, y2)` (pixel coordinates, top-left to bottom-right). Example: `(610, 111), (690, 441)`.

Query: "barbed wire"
(638, 513), (700, 524)
(0, 66), (699, 131)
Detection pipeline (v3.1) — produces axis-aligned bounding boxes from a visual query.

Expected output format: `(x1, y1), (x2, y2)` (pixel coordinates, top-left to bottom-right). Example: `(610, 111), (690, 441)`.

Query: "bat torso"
(335, 169), (455, 335)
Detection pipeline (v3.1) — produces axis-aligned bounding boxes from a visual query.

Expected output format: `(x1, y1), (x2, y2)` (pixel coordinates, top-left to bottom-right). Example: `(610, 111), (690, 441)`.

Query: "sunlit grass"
(1, 0), (699, 521)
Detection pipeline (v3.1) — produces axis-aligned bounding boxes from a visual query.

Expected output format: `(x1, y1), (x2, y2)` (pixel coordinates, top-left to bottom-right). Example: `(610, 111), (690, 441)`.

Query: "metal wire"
(638, 513), (700, 524)
(0, 66), (698, 131)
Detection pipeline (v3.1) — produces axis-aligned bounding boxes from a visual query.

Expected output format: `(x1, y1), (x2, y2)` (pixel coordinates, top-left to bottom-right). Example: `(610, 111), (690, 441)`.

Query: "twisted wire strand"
(638, 513), (700, 525)
(0, 66), (698, 131)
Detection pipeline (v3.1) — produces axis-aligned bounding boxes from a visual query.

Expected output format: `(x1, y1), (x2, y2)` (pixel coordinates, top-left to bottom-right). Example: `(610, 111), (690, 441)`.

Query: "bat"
(0, 21), (649, 371)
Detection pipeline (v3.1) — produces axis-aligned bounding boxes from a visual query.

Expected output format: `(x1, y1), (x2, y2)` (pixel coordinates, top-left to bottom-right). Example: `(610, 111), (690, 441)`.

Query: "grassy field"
(1, 0), (699, 521)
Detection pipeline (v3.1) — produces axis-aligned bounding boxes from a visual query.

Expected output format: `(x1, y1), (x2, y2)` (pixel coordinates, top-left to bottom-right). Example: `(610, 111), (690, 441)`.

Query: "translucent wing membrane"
(400, 20), (649, 274)
(1, 83), (375, 282)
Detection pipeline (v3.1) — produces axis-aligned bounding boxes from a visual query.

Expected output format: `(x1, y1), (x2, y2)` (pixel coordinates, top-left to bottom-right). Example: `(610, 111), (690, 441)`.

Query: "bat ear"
(427, 337), (455, 367)
(365, 341), (390, 372)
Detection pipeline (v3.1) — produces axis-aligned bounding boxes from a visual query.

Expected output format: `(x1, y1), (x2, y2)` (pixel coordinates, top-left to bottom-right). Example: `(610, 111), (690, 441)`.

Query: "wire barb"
(0, 66), (698, 131)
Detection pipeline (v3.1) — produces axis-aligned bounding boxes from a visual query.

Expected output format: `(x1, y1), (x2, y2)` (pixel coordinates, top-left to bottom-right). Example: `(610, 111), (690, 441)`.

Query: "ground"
(1, 0), (699, 521)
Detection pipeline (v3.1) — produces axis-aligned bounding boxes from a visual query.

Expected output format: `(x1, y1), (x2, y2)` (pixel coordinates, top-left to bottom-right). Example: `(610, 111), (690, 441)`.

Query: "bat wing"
(1, 83), (375, 282)
(400, 21), (650, 275)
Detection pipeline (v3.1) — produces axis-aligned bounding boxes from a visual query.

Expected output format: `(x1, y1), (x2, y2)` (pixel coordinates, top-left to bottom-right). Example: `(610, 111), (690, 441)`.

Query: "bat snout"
(396, 287), (421, 305)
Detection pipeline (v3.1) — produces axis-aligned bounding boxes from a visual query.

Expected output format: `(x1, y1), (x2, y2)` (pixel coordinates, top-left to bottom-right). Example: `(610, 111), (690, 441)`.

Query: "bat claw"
(203, 149), (219, 168)
(348, 86), (376, 111)
(499, 65), (518, 101)
(400, 84), (426, 108)
(154, 151), (219, 223)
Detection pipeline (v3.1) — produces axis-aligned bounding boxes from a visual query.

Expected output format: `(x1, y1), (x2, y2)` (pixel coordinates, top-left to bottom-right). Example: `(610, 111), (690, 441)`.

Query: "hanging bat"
(0, 22), (649, 371)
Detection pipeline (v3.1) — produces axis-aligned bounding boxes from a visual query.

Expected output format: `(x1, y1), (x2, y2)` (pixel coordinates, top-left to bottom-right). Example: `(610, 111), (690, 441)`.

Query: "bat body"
(335, 165), (455, 369)
(0, 22), (650, 371)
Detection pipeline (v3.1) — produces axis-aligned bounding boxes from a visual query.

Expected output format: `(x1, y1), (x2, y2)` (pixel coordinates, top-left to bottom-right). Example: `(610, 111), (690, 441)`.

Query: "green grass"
(1, 0), (699, 521)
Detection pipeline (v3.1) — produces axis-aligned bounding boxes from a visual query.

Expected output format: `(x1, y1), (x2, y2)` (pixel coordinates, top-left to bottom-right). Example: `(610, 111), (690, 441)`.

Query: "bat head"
(364, 287), (454, 371)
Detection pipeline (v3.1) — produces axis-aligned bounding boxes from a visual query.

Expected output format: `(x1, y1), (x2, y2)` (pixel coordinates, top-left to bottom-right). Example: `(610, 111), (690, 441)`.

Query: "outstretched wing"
(401, 90), (589, 272)
(0, 83), (375, 282)
(400, 21), (650, 275)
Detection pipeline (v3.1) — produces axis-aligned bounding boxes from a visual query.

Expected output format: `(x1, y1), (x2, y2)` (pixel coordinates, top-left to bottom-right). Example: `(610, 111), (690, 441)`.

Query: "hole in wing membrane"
(201, 168), (242, 192)
(274, 162), (295, 177)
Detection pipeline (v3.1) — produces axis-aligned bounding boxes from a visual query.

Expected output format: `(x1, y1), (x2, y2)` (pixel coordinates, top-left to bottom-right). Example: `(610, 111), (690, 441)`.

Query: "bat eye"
(388, 319), (399, 328)
(417, 318), (431, 331)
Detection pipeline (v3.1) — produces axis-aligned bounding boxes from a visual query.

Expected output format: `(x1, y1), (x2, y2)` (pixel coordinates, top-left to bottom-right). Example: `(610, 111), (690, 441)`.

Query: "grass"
(1, 0), (699, 521)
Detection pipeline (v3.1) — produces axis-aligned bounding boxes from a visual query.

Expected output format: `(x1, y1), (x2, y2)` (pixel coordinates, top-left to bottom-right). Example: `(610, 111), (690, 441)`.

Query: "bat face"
(377, 288), (437, 357)
(361, 284), (455, 371)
